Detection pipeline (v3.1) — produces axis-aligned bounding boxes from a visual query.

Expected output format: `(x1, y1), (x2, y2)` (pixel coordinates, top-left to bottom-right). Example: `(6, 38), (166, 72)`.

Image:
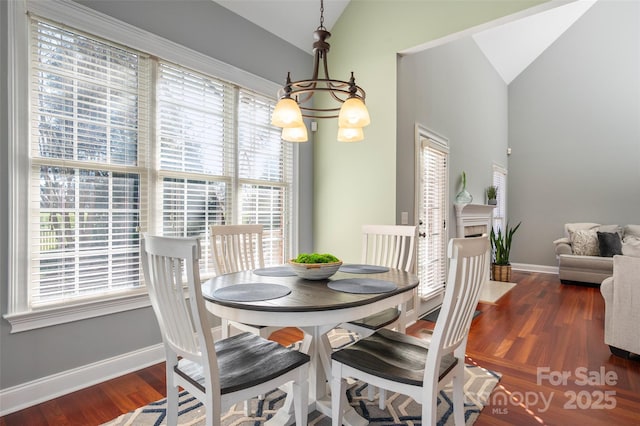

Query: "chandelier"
(271, 0), (370, 142)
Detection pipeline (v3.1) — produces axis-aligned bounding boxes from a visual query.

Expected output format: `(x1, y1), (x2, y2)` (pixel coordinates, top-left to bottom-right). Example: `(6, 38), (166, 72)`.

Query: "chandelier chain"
(319, 0), (325, 30)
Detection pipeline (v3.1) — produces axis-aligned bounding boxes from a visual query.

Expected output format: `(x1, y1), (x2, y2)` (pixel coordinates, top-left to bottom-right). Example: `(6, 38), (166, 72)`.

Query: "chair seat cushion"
(347, 307), (401, 330)
(331, 328), (457, 386)
(176, 332), (309, 394)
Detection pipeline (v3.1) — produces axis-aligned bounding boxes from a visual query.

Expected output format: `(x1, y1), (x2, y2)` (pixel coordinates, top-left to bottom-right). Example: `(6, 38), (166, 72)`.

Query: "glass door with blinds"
(416, 125), (449, 309)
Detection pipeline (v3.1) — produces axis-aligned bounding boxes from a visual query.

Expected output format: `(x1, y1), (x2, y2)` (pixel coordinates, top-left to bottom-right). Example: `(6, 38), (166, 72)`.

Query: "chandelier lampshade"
(281, 124), (309, 142)
(337, 126), (364, 142)
(338, 96), (370, 128)
(271, 97), (304, 128)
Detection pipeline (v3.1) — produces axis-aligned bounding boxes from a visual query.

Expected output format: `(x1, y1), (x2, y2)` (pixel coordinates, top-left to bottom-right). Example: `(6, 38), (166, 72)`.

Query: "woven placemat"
(253, 265), (296, 277)
(212, 283), (291, 302)
(328, 278), (397, 294)
(339, 264), (390, 274)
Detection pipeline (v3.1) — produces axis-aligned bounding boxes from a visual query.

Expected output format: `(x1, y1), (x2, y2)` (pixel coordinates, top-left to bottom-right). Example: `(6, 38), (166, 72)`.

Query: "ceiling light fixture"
(271, 0), (370, 142)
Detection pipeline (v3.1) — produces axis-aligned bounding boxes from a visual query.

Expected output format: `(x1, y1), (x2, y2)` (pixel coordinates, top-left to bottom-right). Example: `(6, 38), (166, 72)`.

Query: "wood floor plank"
(1, 271), (639, 426)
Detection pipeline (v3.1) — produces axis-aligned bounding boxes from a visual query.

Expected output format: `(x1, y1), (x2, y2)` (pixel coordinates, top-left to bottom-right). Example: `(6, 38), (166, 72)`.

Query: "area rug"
(478, 280), (516, 304)
(103, 364), (500, 426)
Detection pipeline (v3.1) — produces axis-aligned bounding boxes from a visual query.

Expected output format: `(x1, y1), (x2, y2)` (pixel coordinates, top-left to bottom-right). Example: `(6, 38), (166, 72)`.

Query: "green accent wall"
(312, 0), (546, 261)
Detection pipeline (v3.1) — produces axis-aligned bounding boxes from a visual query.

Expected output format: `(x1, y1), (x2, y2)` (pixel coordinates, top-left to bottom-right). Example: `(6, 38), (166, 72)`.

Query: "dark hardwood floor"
(2, 271), (639, 425)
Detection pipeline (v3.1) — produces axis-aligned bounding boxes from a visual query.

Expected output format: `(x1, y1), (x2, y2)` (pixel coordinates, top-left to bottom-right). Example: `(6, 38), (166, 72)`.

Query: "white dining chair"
(344, 224), (418, 335)
(141, 235), (310, 426)
(331, 236), (490, 426)
(210, 224), (281, 339)
(338, 224), (417, 407)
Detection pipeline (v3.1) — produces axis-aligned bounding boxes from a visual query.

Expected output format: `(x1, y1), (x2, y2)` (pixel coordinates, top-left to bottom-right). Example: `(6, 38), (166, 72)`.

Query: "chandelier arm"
(321, 50), (331, 80)
(311, 51), (321, 80)
(321, 54), (345, 104)
(290, 85), (352, 102)
(278, 82), (366, 101)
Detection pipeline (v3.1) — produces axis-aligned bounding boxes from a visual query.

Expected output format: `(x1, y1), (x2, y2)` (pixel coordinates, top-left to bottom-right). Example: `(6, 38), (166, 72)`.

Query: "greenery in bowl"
(289, 253), (342, 280)
(292, 253), (340, 264)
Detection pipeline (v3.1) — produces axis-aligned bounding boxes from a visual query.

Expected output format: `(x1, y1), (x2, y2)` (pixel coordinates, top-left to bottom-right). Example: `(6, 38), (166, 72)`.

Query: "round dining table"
(202, 264), (419, 426)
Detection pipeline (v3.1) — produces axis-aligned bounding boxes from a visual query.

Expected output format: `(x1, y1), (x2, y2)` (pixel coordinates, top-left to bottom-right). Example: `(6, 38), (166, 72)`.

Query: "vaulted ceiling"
(215, 0), (597, 85)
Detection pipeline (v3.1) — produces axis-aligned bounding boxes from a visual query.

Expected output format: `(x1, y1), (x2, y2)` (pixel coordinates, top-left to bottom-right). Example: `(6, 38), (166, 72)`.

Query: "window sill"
(4, 273), (217, 333)
(3, 291), (152, 333)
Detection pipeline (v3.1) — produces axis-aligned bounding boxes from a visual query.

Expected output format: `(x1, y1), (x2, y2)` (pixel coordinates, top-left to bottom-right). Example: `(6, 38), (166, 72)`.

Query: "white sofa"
(601, 255), (640, 358)
(553, 223), (640, 285)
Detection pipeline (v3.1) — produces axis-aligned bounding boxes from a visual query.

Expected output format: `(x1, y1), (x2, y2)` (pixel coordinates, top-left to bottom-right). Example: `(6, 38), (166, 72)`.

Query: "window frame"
(492, 164), (508, 232)
(5, 0), (298, 332)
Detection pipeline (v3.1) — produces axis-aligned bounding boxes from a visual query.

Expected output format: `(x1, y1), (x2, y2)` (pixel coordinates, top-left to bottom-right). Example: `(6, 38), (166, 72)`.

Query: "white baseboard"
(0, 325), (223, 416)
(0, 344), (163, 416)
(512, 263), (559, 274)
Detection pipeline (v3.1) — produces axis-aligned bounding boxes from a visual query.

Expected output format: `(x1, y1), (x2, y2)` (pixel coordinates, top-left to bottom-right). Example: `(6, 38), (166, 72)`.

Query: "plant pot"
(491, 263), (512, 282)
(488, 199), (497, 205)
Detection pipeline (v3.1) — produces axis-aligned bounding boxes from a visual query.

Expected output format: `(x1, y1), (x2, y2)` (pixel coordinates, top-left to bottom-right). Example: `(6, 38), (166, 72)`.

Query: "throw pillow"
(572, 229), (600, 256)
(598, 224), (622, 238)
(567, 223), (600, 242)
(624, 224), (640, 239)
(597, 231), (622, 257)
(622, 236), (640, 257)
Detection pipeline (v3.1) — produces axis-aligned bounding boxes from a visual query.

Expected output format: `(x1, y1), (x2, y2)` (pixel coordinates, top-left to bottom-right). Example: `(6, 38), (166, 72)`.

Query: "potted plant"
(489, 221), (521, 282)
(486, 186), (498, 205)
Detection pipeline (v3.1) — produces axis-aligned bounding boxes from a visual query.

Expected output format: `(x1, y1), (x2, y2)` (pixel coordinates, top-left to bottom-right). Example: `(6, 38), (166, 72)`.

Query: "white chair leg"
(166, 382), (179, 426)
(452, 364), (466, 426)
(367, 384), (376, 401)
(241, 395), (262, 416)
(378, 388), (386, 410)
(331, 364), (347, 426)
(422, 382), (438, 426)
(300, 332), (313, 354)
(207, 396), (220, 426)
(166, 355), (179, 426)
(221, 318), (230, 338)
(293, 367), (309, 426)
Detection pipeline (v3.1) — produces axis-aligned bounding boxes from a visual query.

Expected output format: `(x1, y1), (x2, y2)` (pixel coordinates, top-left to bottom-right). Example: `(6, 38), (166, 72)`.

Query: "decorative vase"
(456, 189), (473, 204)
(455, 171), (473, 204)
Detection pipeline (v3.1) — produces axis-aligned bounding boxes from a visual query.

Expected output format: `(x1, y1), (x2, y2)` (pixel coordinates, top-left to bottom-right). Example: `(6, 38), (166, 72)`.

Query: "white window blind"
(29, 19), (149, 306)
(417, 137), (448, 299)
(156, 66), (293, 270)
(492, 165), (507, 232)
(237, 90), (294, 266)
(156, 62), (234, 274)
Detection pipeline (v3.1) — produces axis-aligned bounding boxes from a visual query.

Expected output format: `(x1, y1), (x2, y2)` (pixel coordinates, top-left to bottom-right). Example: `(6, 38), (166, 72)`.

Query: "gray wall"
(397, 0), (640, 268)
(508, 0), (640, 267)
(397, 37), (509, 239)
(1, 0), (312, 390)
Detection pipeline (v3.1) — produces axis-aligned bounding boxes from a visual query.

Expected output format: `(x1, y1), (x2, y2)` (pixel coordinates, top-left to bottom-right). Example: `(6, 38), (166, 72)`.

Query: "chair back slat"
(211, 224), (265, 275)
(425, 236), (490, 379)
(362, 225), (417, 272)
